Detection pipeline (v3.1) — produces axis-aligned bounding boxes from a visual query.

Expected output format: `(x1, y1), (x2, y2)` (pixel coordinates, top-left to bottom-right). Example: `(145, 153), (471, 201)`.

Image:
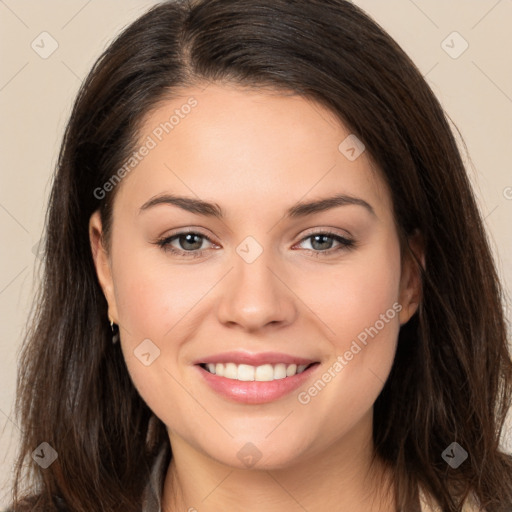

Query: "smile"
(200, 362), (312, 381)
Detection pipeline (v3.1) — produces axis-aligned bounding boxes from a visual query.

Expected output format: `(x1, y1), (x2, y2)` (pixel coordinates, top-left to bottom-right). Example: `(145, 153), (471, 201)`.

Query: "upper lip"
(193, 351), (318, 367)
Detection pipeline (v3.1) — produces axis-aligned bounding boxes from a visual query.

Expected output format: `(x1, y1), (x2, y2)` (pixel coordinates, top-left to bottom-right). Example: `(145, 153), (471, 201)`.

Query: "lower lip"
(196, 363), (320, 404)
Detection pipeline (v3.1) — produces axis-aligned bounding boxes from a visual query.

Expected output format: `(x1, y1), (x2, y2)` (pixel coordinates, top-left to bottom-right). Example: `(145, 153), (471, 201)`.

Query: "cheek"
(303, 235), (402, 351)
(111, 242), (206, 342)
(110, 249), (201, 421)
(296, 235), (402, 419)
(109, 238), (220, 403)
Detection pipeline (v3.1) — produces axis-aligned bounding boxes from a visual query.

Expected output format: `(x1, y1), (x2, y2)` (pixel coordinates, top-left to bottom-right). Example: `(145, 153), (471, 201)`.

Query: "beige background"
(1, 0), (511, 507)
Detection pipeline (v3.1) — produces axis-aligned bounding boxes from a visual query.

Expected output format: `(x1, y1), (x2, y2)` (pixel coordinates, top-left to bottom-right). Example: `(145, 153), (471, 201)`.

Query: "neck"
(161, 411), (396, 512)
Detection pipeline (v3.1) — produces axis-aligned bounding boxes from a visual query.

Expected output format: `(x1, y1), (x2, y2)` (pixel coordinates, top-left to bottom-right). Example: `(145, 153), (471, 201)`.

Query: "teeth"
(255, 364), (273, 381)
(237, 364), (255, 381)
(203, 362), (311, 381)
(286, 364), (297, 376)
(224, 362), (238, 379)
(273, 363), (287, 380)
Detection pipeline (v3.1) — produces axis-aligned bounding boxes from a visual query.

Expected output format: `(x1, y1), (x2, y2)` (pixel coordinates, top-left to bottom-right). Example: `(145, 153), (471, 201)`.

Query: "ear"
(89, 210), (118, 323)
(398, 229), (425, 326)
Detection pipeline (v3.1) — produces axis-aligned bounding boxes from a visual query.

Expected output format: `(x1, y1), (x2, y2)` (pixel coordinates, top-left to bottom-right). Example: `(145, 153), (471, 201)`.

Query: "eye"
(154, 229), (355, 259)
(155, 231), (216, 258)
(294, 231), (355, 257)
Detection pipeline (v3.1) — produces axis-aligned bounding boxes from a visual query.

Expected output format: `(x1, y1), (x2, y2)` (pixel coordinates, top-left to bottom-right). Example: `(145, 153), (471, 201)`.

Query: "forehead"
(114, 83), (393, 222)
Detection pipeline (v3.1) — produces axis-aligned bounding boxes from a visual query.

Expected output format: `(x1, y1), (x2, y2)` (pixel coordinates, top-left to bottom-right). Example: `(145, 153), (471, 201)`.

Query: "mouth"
(194, 354), (321, 404)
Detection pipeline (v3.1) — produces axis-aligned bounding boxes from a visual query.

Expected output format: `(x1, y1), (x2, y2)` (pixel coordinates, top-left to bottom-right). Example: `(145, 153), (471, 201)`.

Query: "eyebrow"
(138, 192), (376, 219)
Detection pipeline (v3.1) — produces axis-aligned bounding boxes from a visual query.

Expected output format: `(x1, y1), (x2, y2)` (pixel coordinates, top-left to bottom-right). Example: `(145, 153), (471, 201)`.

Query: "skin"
(89, 82), (423, 512)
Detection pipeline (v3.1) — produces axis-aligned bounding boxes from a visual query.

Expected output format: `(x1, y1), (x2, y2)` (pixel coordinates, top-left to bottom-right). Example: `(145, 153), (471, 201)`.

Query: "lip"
(192, 351), (317, 366)
(195, 359), (321, 405)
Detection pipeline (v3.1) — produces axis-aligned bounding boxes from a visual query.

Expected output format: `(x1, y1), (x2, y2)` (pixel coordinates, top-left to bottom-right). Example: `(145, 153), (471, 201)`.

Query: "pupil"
(182, 233), (202, 250)
(312, 234), (331, 250)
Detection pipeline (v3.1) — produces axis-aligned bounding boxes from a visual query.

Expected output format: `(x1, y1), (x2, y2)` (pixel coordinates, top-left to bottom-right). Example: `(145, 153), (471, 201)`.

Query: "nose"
(215, 243), (298, 333)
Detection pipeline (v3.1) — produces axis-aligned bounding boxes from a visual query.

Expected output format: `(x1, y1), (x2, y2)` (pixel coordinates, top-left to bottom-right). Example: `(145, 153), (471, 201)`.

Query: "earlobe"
(88, 211), (118, 323)
(398, 230), (425, 326)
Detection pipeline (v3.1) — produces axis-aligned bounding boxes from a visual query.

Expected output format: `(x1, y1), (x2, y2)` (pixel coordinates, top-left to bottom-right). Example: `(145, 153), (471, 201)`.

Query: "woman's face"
(90, 83), (421, 470)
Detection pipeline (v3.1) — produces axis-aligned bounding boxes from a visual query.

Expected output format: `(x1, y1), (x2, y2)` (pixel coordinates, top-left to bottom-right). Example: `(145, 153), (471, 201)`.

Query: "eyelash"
(154, 230), (355, 259)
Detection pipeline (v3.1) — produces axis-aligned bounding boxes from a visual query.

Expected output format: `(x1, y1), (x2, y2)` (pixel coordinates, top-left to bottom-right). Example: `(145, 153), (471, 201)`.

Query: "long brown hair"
(8, 0), (512, 510)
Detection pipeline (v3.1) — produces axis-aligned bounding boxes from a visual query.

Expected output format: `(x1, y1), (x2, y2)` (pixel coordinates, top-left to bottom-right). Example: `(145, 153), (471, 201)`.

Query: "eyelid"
(296, 225), (354, 240)
(156, 226), (217, 243)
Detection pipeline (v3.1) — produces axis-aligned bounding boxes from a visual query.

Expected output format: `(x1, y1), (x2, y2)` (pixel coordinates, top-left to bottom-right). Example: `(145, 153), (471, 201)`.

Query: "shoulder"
(461, 497), (486, 512)
(419, 487), (485, 512)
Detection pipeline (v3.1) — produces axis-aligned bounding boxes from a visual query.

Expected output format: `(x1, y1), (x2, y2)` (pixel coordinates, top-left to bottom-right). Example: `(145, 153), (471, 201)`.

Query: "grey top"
(141, 442), (171, 512)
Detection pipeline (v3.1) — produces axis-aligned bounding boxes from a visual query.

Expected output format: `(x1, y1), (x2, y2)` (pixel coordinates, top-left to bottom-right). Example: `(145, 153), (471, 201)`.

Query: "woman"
(6, 0), (512, 510)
